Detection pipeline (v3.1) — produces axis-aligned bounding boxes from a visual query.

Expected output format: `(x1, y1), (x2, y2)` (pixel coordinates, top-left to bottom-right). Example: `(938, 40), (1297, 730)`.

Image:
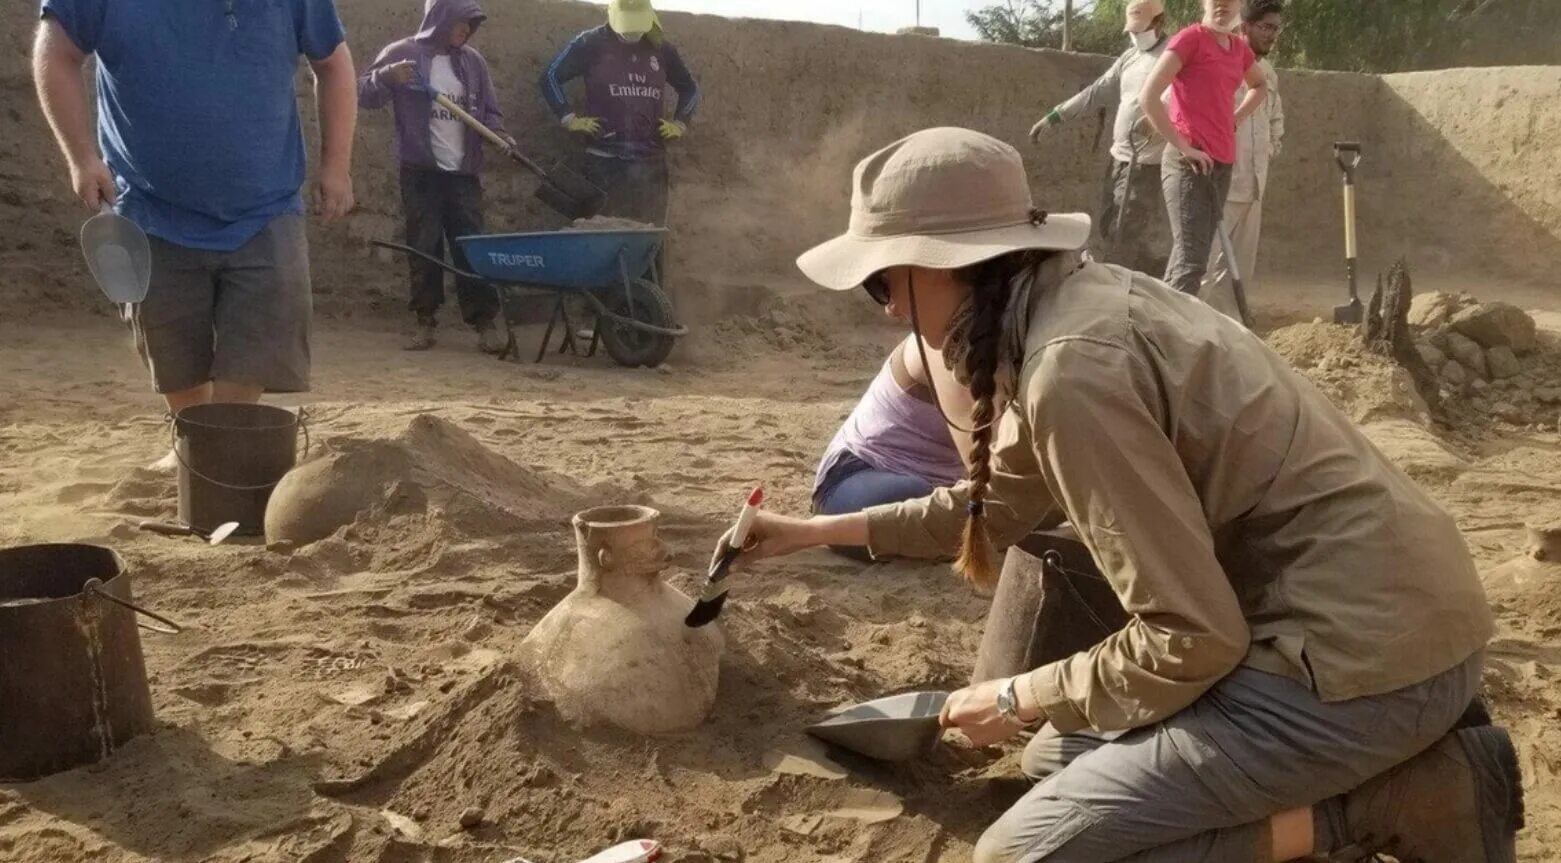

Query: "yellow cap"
(608, 0), (658, 36)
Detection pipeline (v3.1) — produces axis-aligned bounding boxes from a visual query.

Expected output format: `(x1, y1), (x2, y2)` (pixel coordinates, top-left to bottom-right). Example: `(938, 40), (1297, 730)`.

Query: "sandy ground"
(1, 284), (1559, 862)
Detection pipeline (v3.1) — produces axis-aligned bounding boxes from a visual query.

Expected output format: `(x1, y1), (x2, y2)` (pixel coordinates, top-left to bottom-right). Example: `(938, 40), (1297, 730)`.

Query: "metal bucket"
(0, 544), (170, 782)
(174, 403), (308, 536)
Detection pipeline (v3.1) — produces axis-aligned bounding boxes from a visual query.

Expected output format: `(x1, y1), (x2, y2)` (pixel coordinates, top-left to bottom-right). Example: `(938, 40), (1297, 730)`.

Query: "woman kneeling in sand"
(728, 127), (1521, 862)
(810, 334), (976, 560)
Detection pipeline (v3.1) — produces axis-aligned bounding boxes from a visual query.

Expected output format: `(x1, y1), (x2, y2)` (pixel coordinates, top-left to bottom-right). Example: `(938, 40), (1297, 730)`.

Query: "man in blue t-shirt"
(33, 0), (358, 464)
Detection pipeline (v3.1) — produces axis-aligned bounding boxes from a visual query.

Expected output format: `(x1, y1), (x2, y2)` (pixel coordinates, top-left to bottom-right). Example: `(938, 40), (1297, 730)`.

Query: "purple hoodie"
(358, 0), (506, 174)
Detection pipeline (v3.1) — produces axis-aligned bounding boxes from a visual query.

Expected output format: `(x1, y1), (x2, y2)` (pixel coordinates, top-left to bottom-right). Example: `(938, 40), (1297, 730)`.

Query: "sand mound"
(266, 414), (593, 548)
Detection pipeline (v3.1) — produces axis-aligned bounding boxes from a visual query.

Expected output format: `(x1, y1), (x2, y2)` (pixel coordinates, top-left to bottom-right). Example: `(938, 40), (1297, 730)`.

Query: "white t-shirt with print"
(428, 55), (467, 172)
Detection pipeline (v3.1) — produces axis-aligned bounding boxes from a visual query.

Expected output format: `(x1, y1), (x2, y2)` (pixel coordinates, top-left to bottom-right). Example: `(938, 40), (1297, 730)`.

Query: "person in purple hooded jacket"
(360, 0), (512, 353)
(540, 0), (700, 228)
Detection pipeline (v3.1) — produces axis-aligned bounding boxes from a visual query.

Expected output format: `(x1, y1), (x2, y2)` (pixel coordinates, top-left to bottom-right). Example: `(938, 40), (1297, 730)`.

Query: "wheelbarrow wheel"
(600, 279), (677, 368)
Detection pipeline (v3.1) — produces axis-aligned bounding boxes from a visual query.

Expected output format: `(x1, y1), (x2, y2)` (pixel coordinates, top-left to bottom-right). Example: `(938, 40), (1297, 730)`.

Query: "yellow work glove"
(563, 114), (603, 137)
(659, 119), (687, 141)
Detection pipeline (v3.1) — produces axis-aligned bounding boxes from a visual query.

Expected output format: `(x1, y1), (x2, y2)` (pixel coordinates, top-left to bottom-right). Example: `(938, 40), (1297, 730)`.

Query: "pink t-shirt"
(1166, 24), (1255, 165)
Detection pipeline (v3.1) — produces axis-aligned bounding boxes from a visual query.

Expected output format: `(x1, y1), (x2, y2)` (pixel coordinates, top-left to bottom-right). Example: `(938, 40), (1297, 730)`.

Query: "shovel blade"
(206, 522), (241, 545)
(532, 164), (607, 220)
(1333, 299), (1364, 325)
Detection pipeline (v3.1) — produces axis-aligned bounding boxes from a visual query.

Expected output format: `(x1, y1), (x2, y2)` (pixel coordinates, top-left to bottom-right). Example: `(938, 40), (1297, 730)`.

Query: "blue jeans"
(815, 458), (936, 561)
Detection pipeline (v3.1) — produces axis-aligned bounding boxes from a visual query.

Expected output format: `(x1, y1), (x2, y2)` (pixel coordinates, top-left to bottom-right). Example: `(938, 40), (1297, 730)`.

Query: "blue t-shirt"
(41, 0), (346, 251)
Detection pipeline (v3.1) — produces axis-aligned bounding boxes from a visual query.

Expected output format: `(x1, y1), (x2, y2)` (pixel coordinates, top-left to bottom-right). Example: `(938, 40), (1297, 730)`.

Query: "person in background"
(813, 334), (974, 560)
(1139, 0), (1268, 296)
(539, 0), (699, 227)
(33, 0), (357, 469)
(1201, 0), (1285, 317)
(1031, 0), (1169, 275)
(360, 0), (511, 354)
(724, 126), (1521, 863)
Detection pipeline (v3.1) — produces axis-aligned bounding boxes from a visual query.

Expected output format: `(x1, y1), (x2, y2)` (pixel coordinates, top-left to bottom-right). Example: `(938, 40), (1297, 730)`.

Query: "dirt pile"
(1268, 293), (1561, 434)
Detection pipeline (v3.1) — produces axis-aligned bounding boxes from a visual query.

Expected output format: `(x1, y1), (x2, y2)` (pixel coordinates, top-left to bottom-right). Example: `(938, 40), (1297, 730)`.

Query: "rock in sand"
(1486, 345), (1522, 380)
(1449, 302), (1537, 353)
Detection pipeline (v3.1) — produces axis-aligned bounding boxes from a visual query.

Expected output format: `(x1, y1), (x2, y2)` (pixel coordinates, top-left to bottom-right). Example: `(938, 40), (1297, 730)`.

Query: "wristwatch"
(996, 676), (1025, 724)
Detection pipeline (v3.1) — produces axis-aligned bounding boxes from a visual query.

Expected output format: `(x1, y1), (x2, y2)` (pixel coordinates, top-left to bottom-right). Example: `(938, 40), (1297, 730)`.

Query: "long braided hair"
(947, 249), (1050, 590)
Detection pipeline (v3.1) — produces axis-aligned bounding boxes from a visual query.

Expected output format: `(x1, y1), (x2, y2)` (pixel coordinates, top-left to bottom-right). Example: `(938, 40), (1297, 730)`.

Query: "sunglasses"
(862, 272), (890, 305)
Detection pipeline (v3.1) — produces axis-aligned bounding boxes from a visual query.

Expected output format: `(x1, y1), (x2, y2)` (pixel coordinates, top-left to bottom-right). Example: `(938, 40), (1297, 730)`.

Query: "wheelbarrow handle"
(370, 240), (485, 282)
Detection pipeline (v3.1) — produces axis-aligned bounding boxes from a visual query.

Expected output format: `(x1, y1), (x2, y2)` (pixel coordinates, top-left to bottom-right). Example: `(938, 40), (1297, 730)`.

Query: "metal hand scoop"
(81, 204), (151, 305)
(805, 691), (950, 762)
(138, 520), (240, 546)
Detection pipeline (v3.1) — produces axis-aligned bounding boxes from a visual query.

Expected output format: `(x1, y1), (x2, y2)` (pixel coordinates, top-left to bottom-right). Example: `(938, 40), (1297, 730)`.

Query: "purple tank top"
(814, 360), (965, 497)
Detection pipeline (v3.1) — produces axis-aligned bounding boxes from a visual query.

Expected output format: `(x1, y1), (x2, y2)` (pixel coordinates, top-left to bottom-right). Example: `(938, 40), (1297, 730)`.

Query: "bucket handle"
(82, 577), (183, 635)
(167, 407), (312, 492)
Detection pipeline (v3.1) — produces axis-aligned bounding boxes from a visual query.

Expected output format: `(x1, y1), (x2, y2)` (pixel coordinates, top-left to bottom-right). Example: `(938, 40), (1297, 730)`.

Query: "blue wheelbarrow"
(372, 228), (686, 368)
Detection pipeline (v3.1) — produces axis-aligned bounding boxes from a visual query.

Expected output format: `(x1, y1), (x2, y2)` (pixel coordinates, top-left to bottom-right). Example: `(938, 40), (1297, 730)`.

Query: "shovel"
(1332, 141), (1364, 324)
(430, 93), (606, 220)
(80, 203), (151, 313)
(138, 520), (240, 546)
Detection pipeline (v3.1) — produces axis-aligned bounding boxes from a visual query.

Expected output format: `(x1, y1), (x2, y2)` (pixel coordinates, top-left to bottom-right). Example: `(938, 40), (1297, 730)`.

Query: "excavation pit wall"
(2, 1), (1557, 326)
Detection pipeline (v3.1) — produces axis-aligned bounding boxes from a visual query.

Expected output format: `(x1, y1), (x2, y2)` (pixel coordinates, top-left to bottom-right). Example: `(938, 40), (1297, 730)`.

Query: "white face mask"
(616, 30), (646, 43)
(1206, 9), (1238, 32)
(1130, 29), (1159, 51)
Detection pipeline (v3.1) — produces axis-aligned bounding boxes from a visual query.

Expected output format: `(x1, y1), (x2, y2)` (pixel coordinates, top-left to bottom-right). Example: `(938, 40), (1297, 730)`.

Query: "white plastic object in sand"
(499, 839), (661, 863)
(80, 204), (151, 305)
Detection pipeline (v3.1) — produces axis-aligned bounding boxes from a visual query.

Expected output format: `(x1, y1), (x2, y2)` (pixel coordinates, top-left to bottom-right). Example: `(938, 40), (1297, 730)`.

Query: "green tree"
(967, 0), (1560, 72)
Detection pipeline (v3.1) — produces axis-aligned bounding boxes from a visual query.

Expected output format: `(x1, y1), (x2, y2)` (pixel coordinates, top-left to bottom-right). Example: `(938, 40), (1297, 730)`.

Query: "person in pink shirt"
(1138, 0), (1268, 296)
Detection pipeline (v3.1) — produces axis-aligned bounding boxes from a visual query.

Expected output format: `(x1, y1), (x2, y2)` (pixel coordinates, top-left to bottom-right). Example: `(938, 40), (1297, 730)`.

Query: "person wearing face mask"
(721, 127), (1521, 862)
(1030, 0), (1169, 275)
(539, 0), (700, 227)
(1201, 0), (1286, 318)
(360, 0), (513, 353)
(1139, 0), (1268, 297)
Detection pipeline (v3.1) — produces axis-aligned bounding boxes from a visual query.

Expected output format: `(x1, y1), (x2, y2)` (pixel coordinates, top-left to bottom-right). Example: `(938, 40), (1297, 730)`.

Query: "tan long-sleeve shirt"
(866, 261), (1492, 735)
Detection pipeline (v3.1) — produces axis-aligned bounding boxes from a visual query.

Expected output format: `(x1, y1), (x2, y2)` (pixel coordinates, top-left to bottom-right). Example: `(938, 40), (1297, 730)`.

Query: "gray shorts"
(130, 215), (311, 394)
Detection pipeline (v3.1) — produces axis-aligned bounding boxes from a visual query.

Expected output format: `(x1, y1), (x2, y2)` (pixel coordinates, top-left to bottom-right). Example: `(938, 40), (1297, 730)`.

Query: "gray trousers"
(1160, 149), (1233, 296)
(976, 652), (1483, 863)
(1098, 159), (1165, 277)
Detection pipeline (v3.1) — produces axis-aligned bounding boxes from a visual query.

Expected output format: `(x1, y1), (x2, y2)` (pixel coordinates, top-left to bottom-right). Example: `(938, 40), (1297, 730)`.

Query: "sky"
(586, 0), (986, 41)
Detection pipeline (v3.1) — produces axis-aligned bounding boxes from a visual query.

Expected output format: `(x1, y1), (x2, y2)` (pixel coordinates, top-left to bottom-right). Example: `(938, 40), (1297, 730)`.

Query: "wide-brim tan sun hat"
(796, 127), (1091, 292)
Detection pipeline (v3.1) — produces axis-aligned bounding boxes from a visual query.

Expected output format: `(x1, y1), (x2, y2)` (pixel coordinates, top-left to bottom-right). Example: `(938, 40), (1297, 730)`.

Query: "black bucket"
(174, 403), (307, 537)
(0, 544), (169, 782)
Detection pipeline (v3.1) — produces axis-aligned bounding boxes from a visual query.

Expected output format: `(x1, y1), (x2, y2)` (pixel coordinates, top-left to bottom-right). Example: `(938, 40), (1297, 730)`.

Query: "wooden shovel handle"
(432, 94), (546, 178)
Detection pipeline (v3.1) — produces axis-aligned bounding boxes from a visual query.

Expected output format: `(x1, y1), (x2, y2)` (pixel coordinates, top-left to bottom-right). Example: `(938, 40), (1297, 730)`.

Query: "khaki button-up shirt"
(866, 262), (1492, 735)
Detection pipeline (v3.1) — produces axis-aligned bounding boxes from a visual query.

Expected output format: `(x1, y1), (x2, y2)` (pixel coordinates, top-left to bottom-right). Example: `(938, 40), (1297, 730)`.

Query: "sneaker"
(476, 323), (507, 355)
(404, 321), (436, 351)
(1344, 725), (1524, 863)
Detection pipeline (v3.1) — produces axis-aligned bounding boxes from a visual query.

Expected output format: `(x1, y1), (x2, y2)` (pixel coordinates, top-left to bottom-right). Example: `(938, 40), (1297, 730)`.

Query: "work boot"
(476, 322), (506, 355)
(1344, 725), (1524, 863)
(405, 318), (436, 351)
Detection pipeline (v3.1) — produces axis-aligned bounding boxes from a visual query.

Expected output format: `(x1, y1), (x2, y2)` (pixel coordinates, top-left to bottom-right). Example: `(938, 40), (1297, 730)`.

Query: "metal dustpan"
(80, 205), (151, 305)
(805, 691), (949, 762)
